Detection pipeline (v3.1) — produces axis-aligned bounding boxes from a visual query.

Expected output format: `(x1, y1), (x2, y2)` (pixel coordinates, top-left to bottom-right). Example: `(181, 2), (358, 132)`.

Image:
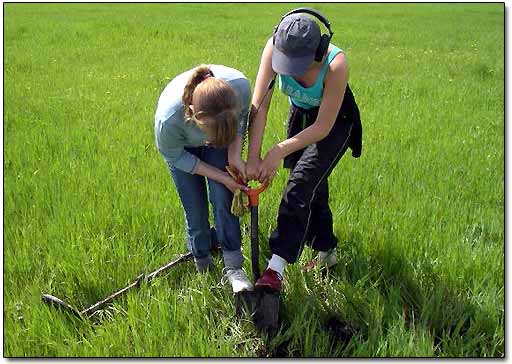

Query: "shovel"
(227, 167), (280, 334)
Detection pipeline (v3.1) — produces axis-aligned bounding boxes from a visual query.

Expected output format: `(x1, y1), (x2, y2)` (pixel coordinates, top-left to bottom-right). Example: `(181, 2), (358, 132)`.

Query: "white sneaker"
(222, 269), (254, 293)
(303, 248), (337, 271)
(318, 248), (337, 268)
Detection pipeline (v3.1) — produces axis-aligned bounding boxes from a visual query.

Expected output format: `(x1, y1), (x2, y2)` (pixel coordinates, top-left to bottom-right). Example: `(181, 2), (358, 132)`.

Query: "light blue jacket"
(154, 65), (251, 173)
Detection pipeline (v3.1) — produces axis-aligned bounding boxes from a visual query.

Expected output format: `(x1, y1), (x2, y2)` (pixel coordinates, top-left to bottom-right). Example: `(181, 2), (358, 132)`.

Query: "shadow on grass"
(257, 231), (502, 357)
(325, 231), (501, 356)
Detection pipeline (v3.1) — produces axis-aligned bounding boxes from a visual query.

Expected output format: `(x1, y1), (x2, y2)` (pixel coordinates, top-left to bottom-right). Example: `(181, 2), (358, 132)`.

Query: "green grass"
(4, 3), (504, 357)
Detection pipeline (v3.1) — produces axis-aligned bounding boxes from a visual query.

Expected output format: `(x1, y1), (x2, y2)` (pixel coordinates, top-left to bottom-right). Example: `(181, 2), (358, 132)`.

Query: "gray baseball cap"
(272, 13), (321, 76)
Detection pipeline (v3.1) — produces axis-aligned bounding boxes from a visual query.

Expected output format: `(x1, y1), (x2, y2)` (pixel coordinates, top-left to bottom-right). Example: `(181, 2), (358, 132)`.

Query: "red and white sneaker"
(255, 268), (283, 292)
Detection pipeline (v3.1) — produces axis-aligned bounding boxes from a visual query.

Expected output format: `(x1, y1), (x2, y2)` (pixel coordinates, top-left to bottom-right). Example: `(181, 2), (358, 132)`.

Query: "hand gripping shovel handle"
(225, 166), (268, 206)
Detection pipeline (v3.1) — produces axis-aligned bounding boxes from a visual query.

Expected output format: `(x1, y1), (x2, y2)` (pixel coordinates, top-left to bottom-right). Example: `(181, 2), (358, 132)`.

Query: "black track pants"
(268, 97), (358, 264)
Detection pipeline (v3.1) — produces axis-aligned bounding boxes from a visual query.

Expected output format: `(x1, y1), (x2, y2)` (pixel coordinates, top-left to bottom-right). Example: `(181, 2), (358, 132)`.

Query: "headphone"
(273, 7), (334, 62)
(252, 9), (332, 125)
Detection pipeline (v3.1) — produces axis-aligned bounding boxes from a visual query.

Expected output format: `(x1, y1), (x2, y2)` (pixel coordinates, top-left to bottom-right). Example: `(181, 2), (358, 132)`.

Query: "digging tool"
(42, 229), (220, 319)
(227, 167), (280, 334)
(243, 183), (280, 334)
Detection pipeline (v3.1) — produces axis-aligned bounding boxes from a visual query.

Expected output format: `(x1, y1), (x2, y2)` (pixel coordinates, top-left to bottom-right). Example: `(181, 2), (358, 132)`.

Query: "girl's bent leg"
(269, 118), (353, 264)
(203, 146), (243, 270)
(307, 179), (338, 252)
(168, 154), (212, 262)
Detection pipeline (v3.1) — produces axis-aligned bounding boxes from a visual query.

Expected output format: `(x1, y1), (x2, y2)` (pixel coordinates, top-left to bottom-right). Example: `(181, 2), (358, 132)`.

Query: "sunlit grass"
(4, 3), (504, 357)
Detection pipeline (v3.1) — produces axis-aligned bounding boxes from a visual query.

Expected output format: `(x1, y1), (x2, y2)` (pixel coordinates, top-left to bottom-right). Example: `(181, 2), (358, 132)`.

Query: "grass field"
(3, 3), (504, 358)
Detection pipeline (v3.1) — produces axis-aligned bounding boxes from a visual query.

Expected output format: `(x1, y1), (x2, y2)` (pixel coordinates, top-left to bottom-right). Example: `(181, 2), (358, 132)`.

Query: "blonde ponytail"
(183, 65), (213, 119)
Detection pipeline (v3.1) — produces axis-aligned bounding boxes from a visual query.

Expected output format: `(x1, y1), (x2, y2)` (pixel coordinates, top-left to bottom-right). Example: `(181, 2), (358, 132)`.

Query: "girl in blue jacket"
(154, 64), (254, 293)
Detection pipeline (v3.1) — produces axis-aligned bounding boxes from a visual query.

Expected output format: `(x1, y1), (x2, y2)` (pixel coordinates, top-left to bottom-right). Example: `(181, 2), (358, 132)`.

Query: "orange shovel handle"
(246, 183), (267, 207)
(225, 166), (267, 207)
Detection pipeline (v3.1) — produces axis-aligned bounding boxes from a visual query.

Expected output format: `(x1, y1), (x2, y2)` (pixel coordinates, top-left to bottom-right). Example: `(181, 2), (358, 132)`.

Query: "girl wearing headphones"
(154, 64), (253, 293)
(246, 9), (362, 291)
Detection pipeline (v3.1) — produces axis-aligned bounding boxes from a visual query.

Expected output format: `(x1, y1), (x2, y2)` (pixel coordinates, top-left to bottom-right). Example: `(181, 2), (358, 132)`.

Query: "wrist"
(220, 171), (231, 185)
(228, 147), (237, 160)
(247, 154), (261, 164)
(272, 144), (286, 159)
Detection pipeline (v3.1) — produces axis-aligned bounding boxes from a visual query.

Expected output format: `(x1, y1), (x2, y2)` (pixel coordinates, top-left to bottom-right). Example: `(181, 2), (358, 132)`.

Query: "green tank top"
(278, 45), (344, 110)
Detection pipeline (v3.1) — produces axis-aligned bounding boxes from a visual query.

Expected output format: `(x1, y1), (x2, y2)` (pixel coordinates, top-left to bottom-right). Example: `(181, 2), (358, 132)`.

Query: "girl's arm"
(227, 77), (252, 182)
(258, 53), (349, 184)
(193, 160), (247, 193)
(227, 134), (246, 182)
(246, 38), (276, 180)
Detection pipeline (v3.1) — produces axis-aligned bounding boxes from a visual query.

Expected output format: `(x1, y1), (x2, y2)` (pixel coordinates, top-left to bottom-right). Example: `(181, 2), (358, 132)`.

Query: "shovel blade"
(254, 291), (280, 333)
(235, 290), (257, 316)
(235, 290), (280, 333)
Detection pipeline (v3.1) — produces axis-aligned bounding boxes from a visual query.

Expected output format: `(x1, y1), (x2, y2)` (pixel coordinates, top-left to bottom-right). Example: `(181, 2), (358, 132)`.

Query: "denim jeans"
(168, 146), (243, 270)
